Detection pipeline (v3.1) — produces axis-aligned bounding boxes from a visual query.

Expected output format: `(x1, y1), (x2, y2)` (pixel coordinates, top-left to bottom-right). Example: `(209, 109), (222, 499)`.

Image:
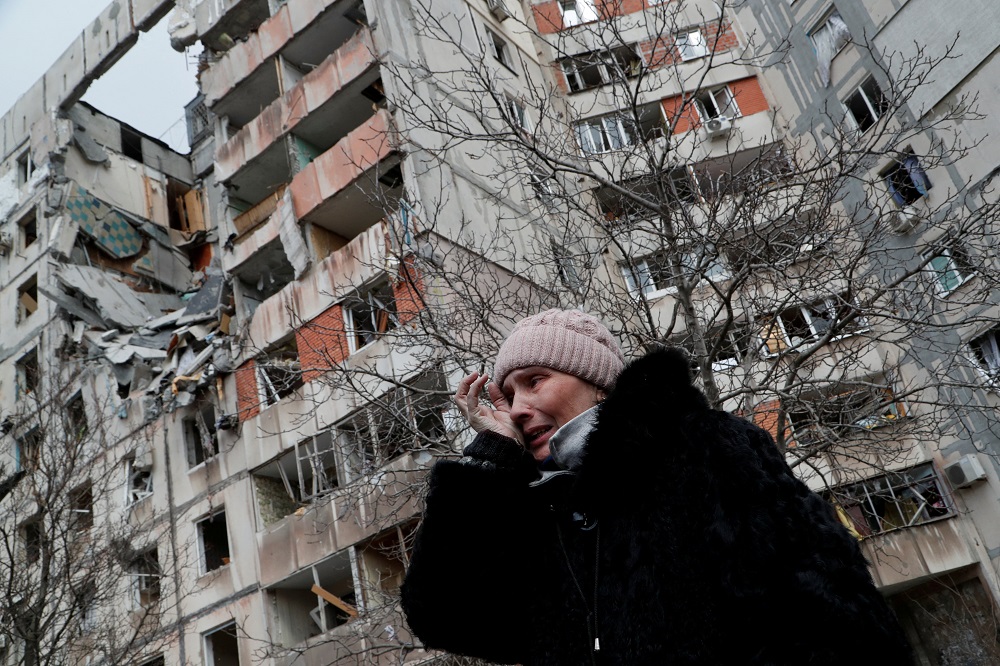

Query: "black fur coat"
(402, 349), (912, 665)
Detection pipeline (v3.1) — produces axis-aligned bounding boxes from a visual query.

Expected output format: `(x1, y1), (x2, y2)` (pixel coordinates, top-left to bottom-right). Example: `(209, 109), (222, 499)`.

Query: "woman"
(402, 309), (912, 665)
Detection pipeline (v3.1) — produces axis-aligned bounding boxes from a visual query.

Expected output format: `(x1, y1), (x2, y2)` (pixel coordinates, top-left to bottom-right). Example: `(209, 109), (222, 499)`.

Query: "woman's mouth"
(524, 425), (553, 449)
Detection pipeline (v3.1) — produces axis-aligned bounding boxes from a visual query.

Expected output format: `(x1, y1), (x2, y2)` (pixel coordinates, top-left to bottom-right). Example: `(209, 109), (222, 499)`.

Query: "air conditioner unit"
(892, 205), (922, 233)
(944, 454), (987, 489)
(704, 116), (733, 138)
(487, 0), (513, 21)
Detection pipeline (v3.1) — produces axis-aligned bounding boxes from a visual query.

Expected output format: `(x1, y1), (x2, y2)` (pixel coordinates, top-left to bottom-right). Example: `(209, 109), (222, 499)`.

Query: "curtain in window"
(814, 12), (850, 87)
(904, 154), (931, 195)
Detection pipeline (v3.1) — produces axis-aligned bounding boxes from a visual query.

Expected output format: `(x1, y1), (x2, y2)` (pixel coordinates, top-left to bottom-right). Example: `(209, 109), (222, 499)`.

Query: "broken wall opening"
(266, 550), (357, 648)
(16, 275), (38, 323)
(18, 206), (37, 249)
(197, 511), (231, 574)
(253, 430), (341, 527)
(257, 338), (303, 407)
(335, 371), (450, 478)
(15, 347), (39, 397)
(357, 521), (417, 610)
(183, 394), (219, 468)
(203, 621), (240, 666)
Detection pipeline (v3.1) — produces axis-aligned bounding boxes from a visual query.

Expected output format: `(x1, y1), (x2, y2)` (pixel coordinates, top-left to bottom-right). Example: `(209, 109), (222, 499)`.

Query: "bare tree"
(215, 0), (1000, 662)
(0, 349), (186, 666)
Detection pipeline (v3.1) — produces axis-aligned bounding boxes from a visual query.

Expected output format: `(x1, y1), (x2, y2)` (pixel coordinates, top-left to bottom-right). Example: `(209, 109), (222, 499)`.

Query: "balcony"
(289, 108), (401, 239)
(202, 0), (367, 128)
(215, 27), (380, 206)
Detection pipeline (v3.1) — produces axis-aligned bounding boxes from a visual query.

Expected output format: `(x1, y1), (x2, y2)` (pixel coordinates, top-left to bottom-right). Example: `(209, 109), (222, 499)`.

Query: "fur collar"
(575, 347), (710, 504)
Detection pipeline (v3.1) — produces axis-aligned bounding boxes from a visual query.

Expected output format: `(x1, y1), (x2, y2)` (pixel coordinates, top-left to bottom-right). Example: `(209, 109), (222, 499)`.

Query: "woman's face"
(501, 366), (604, 462)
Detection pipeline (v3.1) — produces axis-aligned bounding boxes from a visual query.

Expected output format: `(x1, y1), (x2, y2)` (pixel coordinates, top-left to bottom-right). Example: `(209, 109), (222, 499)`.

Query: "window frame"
(696, 85), (740, 121)
(883, 151), (931, 207)
(843, 75), (888, 133)
(335, 377), (450, 479)
(125, 455), (153, 506)
(788, 382), (907, 448)
(923, 243), (974, 296)
(676, 29), (709, 61)
(559, 0), (598, 28)
(759, 293), (866, 355)
(196, 510), (231, 575)
(827, 462), (951, 538)
(622, 244), (726, 300)
(561, 45), (643, 92)
(501, 95), (532, 134)
(970, 326), (1000, 385)
(485, 28), (516, 72)
(344, 279), (400, 353)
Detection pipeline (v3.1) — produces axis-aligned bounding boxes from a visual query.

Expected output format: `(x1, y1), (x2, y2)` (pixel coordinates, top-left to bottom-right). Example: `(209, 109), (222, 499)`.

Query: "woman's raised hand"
(454, 372), (522, 444)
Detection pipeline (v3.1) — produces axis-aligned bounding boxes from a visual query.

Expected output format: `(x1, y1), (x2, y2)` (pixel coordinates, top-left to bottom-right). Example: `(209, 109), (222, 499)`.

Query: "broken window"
(723, 211), (827, 269)
(166, 179), (205, 234)
(828, 463), (950, 537)
(758, 292), (865, 354)
(844, 76), (888, 132)
(337, 374), (449, 478)
(787, 381), (907, 448)
(257, 340), (303, 405)
(74, 582), (97, 634)
(203, 622), (240, 666)
(552, 242), (584, 293)
(561, 45), (642, 91)
(265, 551), (357, 647)
(15, 347), (40, 397)
(674, 324), (752, 371)
(883, 152), (931, 207)
(345, 281), (399, 353)
(361, 78), (386, 105)
(696, 86), (740, 120)
(575, 104), (663, 155)
(185, 94), (213, 147)
(70, 482), (93, 532)
(676, 29), (709, 61)
(65, 392), (88, 440)
(924, 242), (974, 296)
(622, 245), (724, 299)
(559, 0), (597, 27)
(18, 207), (37, 249)
(810, 9), (850, 87)
(129, 548), (161, 609)
(183, 398), (219, 467)
(253, 430), (342, 525)
(17, 274), (38, 323)
(358, 522), (417, 608)
(197, 511), (231, 574)
(120, 125), (143, 162)
(15, 428), (41, 472)
(486, 29), (515, 71)
(21, 516), (43, 564)
(16, 148), (33, 187)
(970, 325), (1000, 384)
(125, 455), (153, 505)
(501, 96), (532, 134)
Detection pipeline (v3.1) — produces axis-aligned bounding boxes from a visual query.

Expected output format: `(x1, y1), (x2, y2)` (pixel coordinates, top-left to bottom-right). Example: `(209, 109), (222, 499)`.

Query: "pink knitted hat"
(493, 309), (625, 391)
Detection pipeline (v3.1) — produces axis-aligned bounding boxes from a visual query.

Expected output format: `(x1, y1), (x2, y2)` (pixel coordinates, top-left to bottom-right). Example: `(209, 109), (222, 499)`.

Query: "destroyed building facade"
(2, 0), (1000, 664)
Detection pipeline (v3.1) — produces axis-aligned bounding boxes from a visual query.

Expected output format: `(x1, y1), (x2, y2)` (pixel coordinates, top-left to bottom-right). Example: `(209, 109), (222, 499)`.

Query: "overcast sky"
(0, 0), (199, 152)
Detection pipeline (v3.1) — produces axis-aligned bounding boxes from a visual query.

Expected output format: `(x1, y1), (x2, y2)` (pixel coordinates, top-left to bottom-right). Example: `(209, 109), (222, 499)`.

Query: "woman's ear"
(595, 387), (607, 403)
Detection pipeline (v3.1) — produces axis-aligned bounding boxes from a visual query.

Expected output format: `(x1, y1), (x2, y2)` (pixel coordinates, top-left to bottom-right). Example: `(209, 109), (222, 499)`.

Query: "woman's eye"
(529, 376), (543, 388)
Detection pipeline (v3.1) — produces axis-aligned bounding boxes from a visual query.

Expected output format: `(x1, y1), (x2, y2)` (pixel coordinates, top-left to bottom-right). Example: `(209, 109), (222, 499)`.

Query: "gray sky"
(0, 0), (200, 153)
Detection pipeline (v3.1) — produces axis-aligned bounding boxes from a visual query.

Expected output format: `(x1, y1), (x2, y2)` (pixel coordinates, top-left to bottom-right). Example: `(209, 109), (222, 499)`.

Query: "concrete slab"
(130, 0), (174, 32)
(43, 35), (86, 110)
(287, 0), (325, 34)
(83, 0), (137, 80)
(258, 5), (293, 61)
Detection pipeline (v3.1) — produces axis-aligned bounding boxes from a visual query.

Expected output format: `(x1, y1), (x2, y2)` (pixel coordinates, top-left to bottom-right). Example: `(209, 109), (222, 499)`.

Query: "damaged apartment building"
(4, 0), (1000, 664)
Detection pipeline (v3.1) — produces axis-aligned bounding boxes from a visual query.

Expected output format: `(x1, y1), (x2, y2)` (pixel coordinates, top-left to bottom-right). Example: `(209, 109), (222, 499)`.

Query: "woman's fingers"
(487, 382), (510, 413)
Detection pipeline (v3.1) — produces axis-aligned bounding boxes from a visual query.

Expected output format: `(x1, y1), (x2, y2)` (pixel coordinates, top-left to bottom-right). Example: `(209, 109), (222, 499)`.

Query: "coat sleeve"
(401, 431), (540, 664)
(706, 414), (913, 665)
